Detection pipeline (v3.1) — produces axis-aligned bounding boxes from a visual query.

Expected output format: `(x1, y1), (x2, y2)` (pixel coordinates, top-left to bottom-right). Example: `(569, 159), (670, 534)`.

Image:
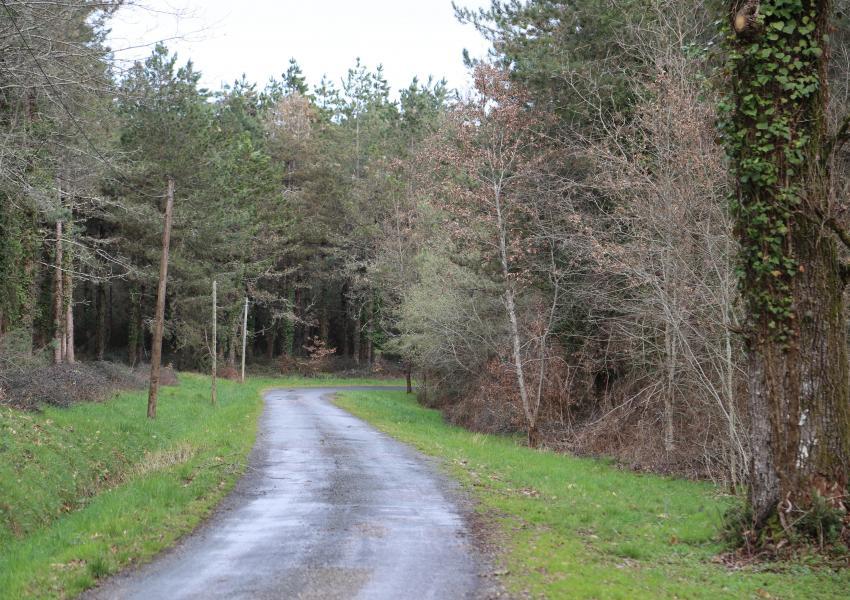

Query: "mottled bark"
(748, 217), (850, 526)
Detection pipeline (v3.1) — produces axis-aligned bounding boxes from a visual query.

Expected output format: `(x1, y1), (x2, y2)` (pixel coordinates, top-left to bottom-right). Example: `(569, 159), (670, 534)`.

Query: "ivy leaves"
(720, 0), (824, 342)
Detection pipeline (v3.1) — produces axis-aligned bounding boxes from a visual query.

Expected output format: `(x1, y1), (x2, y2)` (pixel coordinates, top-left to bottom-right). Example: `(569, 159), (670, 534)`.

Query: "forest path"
(83, 387), (484, 599)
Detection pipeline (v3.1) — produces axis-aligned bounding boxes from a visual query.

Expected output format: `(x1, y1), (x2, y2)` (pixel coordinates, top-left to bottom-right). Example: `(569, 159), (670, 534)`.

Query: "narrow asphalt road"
(84, 387), (486, 599)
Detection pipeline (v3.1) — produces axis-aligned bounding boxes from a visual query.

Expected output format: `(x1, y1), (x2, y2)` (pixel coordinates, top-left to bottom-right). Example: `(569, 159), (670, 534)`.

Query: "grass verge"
(334, 390), (850, 599)
(0, 373), (401, 599)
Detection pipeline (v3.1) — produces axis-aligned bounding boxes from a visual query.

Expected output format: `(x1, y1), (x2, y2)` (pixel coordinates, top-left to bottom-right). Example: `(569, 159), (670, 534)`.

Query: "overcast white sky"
(107, 0), (493, 95)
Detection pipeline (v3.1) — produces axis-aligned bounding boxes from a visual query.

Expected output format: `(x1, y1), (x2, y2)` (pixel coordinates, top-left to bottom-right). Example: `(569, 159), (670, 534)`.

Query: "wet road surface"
(83, 387), (484, 599)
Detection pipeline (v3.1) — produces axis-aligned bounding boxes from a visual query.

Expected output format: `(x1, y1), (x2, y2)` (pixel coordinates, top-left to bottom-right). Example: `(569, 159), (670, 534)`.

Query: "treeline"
(2, 0), (850, 545)
(0, 1), (445, 377)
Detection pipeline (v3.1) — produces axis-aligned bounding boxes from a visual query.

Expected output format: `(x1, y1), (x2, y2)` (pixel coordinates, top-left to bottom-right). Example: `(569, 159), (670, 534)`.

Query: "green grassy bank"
(335, 390), (850, 599)
(0, 373), (400, 599)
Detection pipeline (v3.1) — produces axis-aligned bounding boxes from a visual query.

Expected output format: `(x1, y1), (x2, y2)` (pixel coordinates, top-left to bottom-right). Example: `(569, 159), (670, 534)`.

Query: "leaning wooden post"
(211, 280), (218, 406)
(147, 178), (175, 419)
(240, 296), (249, 383)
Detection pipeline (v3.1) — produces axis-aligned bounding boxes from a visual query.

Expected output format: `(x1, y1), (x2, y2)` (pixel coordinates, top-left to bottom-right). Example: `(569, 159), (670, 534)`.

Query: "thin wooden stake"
(147, 178), (175, 420)
(211, 280), (218, 406)
(240, 296), (249, 383)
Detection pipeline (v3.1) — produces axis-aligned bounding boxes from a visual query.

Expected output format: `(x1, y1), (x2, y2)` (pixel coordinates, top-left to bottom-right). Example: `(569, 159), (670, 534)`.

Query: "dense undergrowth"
(335, 390), (850, 599)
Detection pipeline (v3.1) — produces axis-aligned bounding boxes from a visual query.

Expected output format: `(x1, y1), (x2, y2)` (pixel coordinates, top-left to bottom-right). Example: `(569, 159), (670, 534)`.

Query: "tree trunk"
(422, 370), (428, 403)
(64, 284), (74, 363)
(128, 284), (141, 367)
(748, 218), (850, 525)
(726, 0), (850, 530)
(63, 244), (74, 365)
(406, 366), (412, 394)
(22, 243), (36, 357)
(493, 182), (537, 447)
(52, 220), (63, 365)
(319, 304), (329, 344)
(147, 178), (175, 419)
(241, 297), (249, 383)
(366, 299), (374, 369)
(663, 317), (676, 455)
(721, 277), (744, 490)
(293, 287), (304, 356)
(227, 313), (237, 370)
(352, 308), (361, 365)
(211, 280), (217, 406)
(96, 282), (107, 361)
(266, 323), (276, 359)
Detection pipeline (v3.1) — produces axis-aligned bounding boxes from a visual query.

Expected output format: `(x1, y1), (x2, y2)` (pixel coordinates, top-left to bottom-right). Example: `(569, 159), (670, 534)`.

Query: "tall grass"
(0, 374), (401, 599)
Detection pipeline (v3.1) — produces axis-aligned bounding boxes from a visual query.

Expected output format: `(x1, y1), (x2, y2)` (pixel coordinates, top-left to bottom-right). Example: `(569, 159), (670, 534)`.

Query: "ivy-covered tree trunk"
(724, 0), (850, 532)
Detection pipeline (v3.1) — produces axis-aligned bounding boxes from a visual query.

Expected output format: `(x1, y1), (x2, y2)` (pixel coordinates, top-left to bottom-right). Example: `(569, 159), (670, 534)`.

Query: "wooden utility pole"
(211, 280), (218, 406)
(240, 296), (248, 383)
(147, 178), (175, 419)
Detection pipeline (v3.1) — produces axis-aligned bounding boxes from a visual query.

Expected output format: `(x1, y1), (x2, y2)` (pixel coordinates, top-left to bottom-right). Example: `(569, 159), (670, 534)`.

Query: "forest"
(1, 0), (850, 562)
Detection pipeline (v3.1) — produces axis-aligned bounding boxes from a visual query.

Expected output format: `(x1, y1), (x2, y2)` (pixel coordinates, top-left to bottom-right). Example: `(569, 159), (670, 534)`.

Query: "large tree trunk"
(726, 0), (850, 531)
(747, 219), (850, 525)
